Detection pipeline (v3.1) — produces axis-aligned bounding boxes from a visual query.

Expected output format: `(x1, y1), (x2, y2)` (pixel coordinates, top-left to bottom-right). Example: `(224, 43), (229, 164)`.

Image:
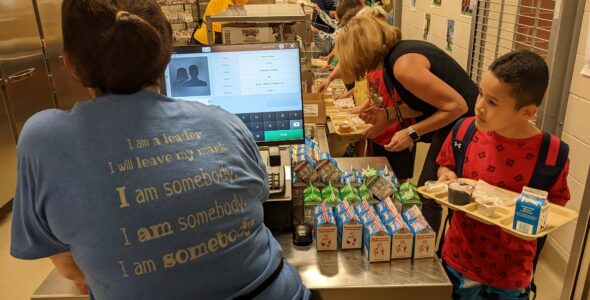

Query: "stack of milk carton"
(355, 199), (391, 262)
(334, 200), (363, 249)
(402, 205), (436, 259)
(375, 198), (414, 259)
(314, 202), (337, 251)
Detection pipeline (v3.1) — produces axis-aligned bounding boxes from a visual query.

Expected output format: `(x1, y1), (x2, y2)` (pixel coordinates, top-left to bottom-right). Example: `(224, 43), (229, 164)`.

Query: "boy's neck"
(493, 119), (541, 139)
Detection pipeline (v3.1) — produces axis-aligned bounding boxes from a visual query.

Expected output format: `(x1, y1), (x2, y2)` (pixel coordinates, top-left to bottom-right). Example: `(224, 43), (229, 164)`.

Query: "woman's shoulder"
(17, 108), (73, 154)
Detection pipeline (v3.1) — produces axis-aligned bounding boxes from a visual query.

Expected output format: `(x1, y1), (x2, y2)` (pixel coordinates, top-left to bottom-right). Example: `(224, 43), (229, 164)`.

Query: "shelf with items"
(158, 1), (200, 45)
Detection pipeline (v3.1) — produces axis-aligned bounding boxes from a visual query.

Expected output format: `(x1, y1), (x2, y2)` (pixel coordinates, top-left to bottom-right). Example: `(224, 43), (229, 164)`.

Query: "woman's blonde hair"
(335, 13), (401, 83)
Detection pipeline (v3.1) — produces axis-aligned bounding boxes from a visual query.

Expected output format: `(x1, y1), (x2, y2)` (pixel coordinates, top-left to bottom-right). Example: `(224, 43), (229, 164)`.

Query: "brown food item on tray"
(338, 123), (353, 133)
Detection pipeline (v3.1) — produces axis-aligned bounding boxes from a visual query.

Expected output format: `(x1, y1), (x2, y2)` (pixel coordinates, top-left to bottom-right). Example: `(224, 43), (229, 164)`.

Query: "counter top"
(33, 233), (451, 300)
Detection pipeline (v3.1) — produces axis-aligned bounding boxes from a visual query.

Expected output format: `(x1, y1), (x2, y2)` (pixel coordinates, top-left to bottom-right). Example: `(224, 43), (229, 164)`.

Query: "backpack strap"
(451, 117), (477, 178)
(527, 132), (568, 299)
(528, 132), (569, 191)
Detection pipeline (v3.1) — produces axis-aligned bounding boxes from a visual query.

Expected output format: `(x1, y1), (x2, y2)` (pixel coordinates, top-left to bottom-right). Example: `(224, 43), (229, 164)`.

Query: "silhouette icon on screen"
(173, 67), (189, 88)
(184, 65), (208, 87)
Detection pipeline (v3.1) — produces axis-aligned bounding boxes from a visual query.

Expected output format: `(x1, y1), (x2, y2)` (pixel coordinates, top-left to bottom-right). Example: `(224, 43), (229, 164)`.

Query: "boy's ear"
(519, 103), (538, 119)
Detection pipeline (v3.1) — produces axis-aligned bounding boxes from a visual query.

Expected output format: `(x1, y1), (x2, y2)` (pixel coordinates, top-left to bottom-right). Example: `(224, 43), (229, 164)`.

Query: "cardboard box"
(316, 152), (342, 183)
(364, 168), (397, 201)
(513, 187), (549, 235)
(221, 24), (295, 44)
(314, 203), (337, 251)
(303, 93), (326, 124)
(385, 217), (414, 259)
(363, 219), (392, 262)
(336, 202), (362, 249)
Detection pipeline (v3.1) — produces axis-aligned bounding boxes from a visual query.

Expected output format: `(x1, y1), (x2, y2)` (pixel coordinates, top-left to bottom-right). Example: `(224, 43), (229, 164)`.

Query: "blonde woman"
(336, 12), (478, 234)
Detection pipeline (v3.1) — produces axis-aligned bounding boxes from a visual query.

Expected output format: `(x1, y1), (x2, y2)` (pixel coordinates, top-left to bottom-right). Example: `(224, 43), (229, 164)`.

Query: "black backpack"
(441, 117), (569, 298)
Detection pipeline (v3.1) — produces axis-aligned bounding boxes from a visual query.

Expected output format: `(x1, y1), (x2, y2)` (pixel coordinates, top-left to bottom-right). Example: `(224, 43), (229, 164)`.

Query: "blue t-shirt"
(11, 91), (309, 300)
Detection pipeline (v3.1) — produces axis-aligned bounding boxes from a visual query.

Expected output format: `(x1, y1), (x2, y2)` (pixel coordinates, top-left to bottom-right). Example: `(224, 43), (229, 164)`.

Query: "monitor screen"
(162, 43), (304, 146)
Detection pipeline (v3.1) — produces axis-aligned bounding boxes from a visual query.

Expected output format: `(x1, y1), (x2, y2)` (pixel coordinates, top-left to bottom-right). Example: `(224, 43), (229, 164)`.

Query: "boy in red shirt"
(436, 50), (570, 299)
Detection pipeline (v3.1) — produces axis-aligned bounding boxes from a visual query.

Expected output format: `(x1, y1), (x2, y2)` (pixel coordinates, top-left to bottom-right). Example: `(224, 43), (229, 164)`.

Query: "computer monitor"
(161, 43), (304, 146)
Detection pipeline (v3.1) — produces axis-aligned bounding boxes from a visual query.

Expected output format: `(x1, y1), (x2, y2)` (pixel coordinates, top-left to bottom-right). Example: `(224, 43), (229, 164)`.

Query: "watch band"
(408, 125), (420, 142)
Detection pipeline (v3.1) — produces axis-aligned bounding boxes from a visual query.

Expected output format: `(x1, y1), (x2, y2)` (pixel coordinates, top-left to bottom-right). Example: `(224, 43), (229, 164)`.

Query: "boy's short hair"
(489, 50), (549, 109)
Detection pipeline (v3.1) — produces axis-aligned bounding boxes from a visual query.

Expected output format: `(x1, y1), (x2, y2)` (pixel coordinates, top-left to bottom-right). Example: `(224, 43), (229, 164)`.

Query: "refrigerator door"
(35, 0), (90, 110)
(0, 0), (56, 136)
(0, 90), (17, 208)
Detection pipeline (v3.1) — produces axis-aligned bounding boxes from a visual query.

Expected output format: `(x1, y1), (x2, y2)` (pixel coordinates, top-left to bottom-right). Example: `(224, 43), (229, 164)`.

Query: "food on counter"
(447, 182), (475, 205)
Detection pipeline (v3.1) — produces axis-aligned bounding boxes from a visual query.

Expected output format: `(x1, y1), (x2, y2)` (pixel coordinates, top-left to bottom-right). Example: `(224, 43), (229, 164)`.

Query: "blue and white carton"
(335, 201), (362, 249)
(407, 215), (436, 259)
(314, 203), (337, 251)
(363, 218), (391, 262)
(385, 216), (414, 259)
(513, 187), (549, 235)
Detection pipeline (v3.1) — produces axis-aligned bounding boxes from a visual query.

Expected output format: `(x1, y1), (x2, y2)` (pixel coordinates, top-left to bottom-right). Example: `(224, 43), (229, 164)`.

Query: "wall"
(400, 0), (474, 69)
(547, 0), (590, 270)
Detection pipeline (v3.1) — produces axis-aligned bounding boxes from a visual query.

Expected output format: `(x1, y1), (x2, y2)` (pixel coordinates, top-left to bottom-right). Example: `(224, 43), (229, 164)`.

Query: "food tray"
(331, 115), (370, 135)
(417, 179), (578, 240)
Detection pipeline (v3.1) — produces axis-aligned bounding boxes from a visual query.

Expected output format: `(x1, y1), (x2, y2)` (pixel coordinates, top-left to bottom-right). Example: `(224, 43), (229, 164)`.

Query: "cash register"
(161, 43), (305, 230)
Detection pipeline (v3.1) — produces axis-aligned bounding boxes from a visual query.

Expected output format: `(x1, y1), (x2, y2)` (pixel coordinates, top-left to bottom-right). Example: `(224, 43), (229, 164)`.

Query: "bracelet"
(384, 107), (390, 120)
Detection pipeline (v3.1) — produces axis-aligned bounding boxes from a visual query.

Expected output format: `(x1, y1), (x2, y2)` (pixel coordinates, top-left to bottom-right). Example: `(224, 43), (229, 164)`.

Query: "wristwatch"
(407, 126), (421, 142)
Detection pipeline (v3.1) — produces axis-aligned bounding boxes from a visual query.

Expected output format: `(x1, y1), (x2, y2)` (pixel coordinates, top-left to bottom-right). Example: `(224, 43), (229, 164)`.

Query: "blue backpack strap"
(451, 117), (477, 178)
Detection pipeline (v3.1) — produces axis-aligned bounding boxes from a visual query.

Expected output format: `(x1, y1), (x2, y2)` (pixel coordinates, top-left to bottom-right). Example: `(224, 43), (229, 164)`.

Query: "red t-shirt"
(366, 69), (413, 146)
(436, 117), (570, 289)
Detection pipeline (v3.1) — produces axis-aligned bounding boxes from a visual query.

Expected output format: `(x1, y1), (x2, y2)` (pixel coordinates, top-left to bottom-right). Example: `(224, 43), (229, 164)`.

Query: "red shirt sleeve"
(436, 130), (456, 171)
(546, 159), (571, 206)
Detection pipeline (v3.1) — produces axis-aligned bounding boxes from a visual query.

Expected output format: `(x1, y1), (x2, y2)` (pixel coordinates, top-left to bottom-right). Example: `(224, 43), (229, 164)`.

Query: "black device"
(161, 43), (305, 146)
(268, 146), (281, 166)
(292, 224), (313, 246)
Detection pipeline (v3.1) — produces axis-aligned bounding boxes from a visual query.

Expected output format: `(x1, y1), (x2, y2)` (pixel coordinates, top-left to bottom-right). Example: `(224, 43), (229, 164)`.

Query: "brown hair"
(62, 0), (172, 94)
(335, 15), (401, 83)
(336, 0), (364, 20)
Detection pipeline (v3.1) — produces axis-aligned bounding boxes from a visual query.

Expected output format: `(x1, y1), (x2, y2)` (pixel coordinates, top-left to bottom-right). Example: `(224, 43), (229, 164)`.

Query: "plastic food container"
(424, 181), (448, 194)
(476, 196), (499, 217)
(448, 182), (475, 205)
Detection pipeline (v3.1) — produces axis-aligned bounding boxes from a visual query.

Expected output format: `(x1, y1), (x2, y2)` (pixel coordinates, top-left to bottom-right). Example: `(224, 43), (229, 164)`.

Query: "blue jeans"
(444, 263), (530, 300)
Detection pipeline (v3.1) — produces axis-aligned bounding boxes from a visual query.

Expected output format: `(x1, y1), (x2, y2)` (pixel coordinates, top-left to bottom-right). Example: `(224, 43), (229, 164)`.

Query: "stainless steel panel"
(0, 91), (17, 208)
(36, 0), (90, 110)
(0, 0), (55, 136)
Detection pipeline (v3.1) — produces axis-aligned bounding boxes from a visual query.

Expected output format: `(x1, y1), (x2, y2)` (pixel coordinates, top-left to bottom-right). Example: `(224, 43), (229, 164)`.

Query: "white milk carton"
(363, 218), (392, 262)
(513, 186), (549, 235)
(407, 216), (436, 259)
(385, 216), (414, 259)
(335, 201), (362, 249)
(314, 203), (337, 251)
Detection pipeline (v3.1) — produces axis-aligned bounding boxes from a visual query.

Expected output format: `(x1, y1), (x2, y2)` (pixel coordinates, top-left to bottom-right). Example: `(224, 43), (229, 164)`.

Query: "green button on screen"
(265, 129), (304, 141)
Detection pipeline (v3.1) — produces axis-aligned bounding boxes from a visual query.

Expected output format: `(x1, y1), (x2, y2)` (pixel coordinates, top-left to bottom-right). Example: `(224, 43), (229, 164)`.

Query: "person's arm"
(437, 166), (457, 181)
(316, 8), (339, 29)
(318, 64), (341, 92)
(334, 88), (354, 100)
(50, 252), (88, 294)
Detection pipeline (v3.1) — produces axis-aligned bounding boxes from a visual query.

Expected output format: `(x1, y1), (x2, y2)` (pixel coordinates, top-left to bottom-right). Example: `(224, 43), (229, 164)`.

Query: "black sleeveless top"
(383, 40), (478, 135)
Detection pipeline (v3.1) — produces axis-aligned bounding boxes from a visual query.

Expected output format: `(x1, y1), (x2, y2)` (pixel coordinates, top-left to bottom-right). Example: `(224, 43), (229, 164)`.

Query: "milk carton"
(314, 203), (337, 251)
(513, 187), (549, 235)
(293, 152), (319, 183)
(385, 216), (414, 259)
(353, 199), (373, 216)
(335, 201), (362, 249)
(316, 152), (343, 183)
(407, 216), (436, 259)
(375, 197), (398, 223)
(340, 183), (361, 206)
(363, 168), (396, 201)
(358, 208), (380, 226)
(363, 218), (392, 262)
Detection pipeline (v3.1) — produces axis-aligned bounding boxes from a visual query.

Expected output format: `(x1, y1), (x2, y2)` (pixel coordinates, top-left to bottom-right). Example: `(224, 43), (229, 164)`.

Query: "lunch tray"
(330, 115), (370, 136)
(417, 179), (578, 240)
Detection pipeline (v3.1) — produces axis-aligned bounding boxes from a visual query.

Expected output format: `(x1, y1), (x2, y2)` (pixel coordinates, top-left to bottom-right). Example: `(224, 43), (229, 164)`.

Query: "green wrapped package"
(303, 184), (322, 206)
(322, 183), (341, 206)
(399, 182), (421, 211)
(358, 184), (373, 202)
(340, 183), (360, 205)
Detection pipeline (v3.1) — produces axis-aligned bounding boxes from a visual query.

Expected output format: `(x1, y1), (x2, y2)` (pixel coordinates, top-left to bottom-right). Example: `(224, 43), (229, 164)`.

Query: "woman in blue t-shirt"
(10, 1), (309, 299)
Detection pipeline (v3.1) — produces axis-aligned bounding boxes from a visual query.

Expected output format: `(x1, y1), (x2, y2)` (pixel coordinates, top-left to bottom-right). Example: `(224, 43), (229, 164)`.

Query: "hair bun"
(115, 10), (131, 21)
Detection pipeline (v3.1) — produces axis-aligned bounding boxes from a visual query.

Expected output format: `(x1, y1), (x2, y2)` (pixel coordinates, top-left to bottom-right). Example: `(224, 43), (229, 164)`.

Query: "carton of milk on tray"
(335, 200), (362, 249)
(513, 187), (550, 235)
(314, 203), (337, 251)
(363, 218), (392, 262)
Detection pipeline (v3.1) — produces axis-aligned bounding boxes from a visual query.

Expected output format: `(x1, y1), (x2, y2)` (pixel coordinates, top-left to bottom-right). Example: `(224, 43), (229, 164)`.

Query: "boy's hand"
(438, 170), (458, 181)
(359, 107), (387, 125)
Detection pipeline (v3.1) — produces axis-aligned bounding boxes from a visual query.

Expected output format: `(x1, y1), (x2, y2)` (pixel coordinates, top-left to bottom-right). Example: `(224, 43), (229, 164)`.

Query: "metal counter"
(33, 235), (451, 300)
